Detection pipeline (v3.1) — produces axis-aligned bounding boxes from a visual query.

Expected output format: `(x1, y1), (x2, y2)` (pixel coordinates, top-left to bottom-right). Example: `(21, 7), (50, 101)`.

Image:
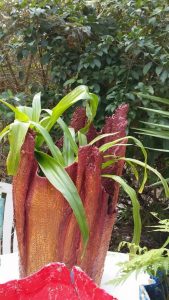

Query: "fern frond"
(109, 248), (169, 286)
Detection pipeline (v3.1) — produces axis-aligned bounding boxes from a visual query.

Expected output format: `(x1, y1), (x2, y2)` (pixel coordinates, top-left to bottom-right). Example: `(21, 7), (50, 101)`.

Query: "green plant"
(109, 214), (169, 287)
(135, 93), (169, 147)
(1, 0), (169, 127)
(0, 86), (169, 253)
(134, 93), (169, 186)
(0, 85), (99, 247)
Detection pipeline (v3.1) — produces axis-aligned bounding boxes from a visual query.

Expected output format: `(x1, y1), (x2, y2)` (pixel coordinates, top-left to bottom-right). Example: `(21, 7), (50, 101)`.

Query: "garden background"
(0, 0), (169, 251)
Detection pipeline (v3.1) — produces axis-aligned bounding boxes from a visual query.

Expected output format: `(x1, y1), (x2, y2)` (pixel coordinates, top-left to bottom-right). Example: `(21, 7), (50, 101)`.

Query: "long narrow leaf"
(162, 237), (169, 248)
(104, 155), (169, 197)
(35, 150), (89, 247)
(0, 130), (9, 142)
(80, 93), (99, 133)
(102, 158), (118, 169)
(136, 93), (169, 106)
(103, 156), (139, 180)
(134, 129), (169, 140)
(0, 124), (10, 141)
(57, 117), (78, 155)
(138, 107), (169, 117)
(148, 178), (169, 188)
(78, 131), (87, 146)
(46, 85), (93, 132)
(32, 92), (41, 122)
(99, 136), (147, 193)
(125, 160), (139, 181)
(0, 99), (29, 121)
(37, 86), (98, 147)
(39, 110), (52, 128)
(18, 106), (33, 120)
(40, 116), (51, 128)
(7, 121), (30, 175)
(42, 109), (52, 115)
(102, 174), (141, 247)
(89, 132), (119, 146)
(123, 158), (169, 197)
(140, 121), (169, 130)
(30, 121), (65, 166)
(145, 147), (169, 152)
(63, 128), (76, 165)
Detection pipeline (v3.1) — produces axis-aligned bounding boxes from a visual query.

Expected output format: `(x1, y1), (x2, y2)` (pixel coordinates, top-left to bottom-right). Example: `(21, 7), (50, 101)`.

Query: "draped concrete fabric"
(13, 104), (128, 284)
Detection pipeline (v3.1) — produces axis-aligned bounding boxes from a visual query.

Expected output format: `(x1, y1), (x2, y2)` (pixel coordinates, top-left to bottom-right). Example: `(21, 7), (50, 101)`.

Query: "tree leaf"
(35, 150), (89, 247)
(160, 70), (168, 83)
(155, 66), (163, 76)
(143, 62), (152, 75)
(94, 58), (101, 68)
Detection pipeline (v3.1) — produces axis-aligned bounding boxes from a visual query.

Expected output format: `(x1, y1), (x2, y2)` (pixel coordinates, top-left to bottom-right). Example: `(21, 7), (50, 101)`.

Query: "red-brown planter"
(13, 104), (128, 284)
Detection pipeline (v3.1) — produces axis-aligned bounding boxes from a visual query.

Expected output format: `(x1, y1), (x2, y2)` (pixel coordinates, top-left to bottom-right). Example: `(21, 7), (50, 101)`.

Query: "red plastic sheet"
(0, 263), (117, 300)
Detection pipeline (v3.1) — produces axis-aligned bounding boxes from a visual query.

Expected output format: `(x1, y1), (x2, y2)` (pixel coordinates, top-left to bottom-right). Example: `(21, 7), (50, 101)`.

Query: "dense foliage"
(1, 0), (169, 127)
(0, 0), (169, 250)
(111, 215), (169, 285)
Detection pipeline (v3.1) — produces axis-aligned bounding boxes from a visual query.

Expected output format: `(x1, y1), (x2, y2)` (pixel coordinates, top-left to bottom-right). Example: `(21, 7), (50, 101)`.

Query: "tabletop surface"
(0, 251), (148, 300)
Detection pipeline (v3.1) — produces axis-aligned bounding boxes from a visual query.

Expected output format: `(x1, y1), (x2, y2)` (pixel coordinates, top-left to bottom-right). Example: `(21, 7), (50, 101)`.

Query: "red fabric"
(0, 263), (117, 300)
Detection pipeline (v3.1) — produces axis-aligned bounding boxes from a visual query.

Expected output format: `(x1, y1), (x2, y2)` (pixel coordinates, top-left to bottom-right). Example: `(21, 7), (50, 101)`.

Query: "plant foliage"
(0, 85), (99, 247)
(0, 0), (169, 127)
(109, 216), (169, 286)
(1, 87), (169, 251)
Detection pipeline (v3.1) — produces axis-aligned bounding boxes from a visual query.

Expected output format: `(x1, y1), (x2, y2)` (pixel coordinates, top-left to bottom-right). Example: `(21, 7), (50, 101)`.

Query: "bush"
(0, 0), (169, 127)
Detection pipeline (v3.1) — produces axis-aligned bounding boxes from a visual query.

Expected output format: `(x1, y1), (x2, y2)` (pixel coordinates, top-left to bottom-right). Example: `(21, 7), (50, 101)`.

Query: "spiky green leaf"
(78, 131), (87, 146)
(35, 150), (89, 247)
(0, 99), (29, 121)
(138, 107), (169, 117)
(32, 92), (41, 122)
(63, 127), (76, 165)
(136, 93), (169, 105)
(7, 121), (30, 175)
(57, 117), (78, 155)
(99, 136), (147, 193)
(102, 174), (141, 247)
(30, 121), (65, 166)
